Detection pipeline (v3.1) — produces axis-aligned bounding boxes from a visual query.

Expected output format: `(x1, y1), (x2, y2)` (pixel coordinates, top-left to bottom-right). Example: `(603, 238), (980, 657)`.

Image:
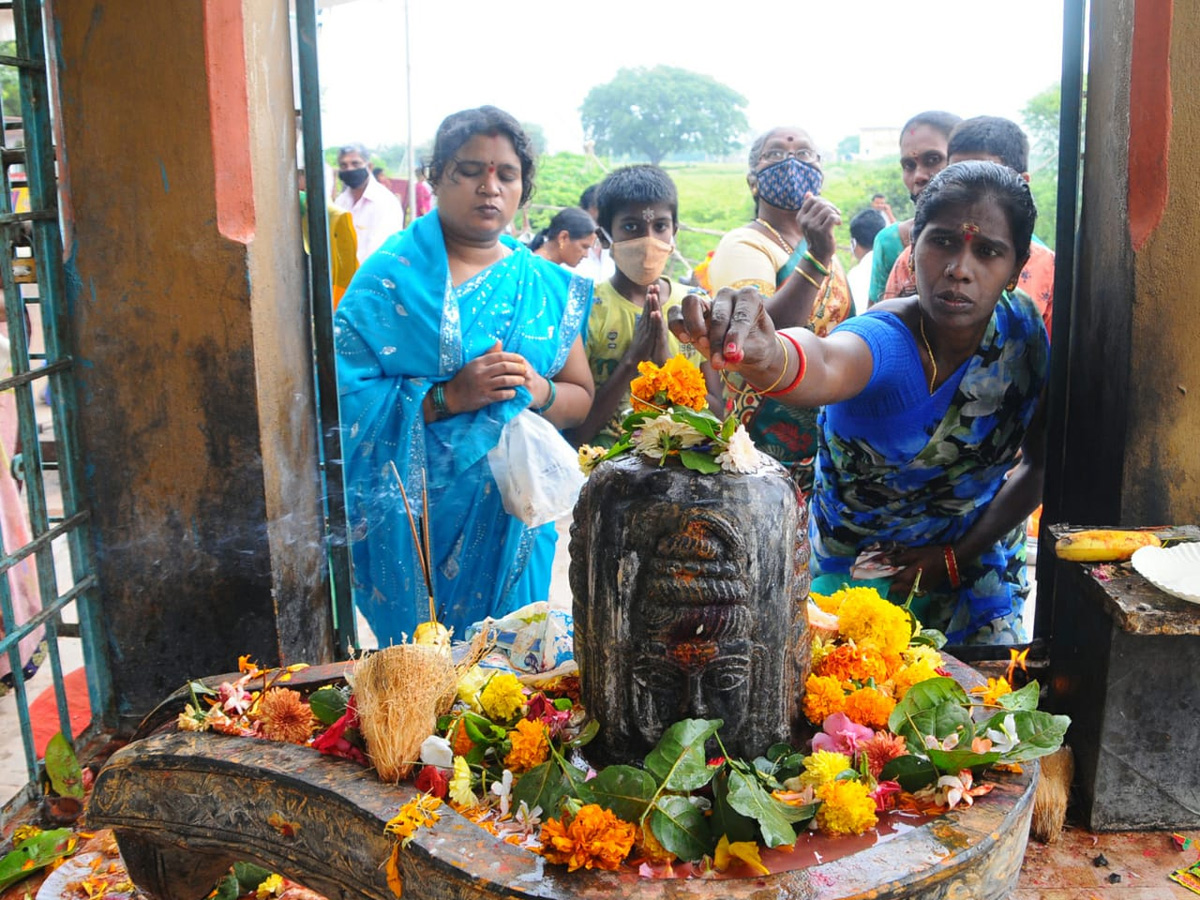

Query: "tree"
(836, 134), (861, 161)
(1022, 83), (1061, 172)
(520, 121), (547, 157)
(580, 67), (748, 165)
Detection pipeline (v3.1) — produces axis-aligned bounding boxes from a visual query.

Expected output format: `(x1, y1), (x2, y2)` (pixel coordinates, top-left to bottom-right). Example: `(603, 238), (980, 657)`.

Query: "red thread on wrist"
(764, 331), (806, 396)
(944, 545), (961, 589)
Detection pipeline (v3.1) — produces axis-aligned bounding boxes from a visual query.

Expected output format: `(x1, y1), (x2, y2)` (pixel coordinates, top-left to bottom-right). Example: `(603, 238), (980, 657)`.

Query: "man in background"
(846, 208), (886, 316)
(333, 143), (404, 262)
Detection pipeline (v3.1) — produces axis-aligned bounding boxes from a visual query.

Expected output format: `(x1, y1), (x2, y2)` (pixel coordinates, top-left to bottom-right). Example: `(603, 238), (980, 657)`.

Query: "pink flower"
(526, 692), (571, 738)
(811, 712), (875, 756)
(218, 681), (253, 716)
(870, 780), (902, 812)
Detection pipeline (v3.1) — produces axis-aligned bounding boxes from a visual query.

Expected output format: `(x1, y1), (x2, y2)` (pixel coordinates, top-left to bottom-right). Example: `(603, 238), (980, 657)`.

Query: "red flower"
(312, 700), (368, 766)
(414, 765), (449, 799)
(526, 692), (571, 738)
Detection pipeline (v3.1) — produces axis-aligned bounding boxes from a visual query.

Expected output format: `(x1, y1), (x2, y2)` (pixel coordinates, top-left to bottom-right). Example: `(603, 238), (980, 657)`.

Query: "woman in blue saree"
(335, 107), (594, 645)
(670, 162), (1049, 645)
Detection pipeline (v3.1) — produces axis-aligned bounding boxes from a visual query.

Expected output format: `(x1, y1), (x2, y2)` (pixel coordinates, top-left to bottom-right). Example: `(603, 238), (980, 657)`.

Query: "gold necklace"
(918, 314), (937, 394)
(754, 218), (794, 255)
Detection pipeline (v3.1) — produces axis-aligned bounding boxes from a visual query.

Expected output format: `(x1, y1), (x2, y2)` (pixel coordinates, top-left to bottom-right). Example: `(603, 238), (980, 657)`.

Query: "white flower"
(491, 769), (514, 817)
(513, 801), (542, 836)
(419, 735), (454, 769)
(924, 732), (960, 751)
(936, 770), (975, 810)
(715, 425), (764, 474)
(985, 714), (1020, 755)
(631, 415), (706, 460)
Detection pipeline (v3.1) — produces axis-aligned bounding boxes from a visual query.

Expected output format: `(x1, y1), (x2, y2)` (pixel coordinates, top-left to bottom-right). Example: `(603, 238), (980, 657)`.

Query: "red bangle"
(944, 545), (961, 589)
(764, 331), (807, 396)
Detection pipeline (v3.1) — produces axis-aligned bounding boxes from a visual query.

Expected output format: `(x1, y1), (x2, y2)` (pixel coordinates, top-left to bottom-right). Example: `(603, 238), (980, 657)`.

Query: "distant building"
(857, 126), (901, 160)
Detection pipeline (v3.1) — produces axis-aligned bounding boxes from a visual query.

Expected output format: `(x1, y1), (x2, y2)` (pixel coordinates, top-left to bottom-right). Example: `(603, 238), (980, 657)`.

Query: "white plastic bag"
(487, 409), (585, 527)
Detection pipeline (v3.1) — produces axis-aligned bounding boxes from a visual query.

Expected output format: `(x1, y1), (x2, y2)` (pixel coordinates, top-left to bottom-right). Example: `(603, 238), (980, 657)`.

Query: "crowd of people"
(332, 104), (1054, 651)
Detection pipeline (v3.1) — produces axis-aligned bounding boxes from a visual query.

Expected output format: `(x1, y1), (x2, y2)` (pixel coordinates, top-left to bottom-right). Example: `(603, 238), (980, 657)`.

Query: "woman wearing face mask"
(566, 165), (717, 448)
(704, 126), (854, 492)
(527, 207), (598, 269)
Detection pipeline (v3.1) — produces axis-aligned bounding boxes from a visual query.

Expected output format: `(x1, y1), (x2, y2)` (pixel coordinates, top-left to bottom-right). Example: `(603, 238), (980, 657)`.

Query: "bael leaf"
(912, 628), (948, 649)
(926, 747), (1001, 775)
(719, 415), (737, 441)
(558, 761), (596, 806)
(766, 743), (794, 763)
(679, 450), (721, 474)
(997, 680), (1041, 712)
(188, 680), (217, 697)
(725, 768), (798, 847)
(309, 685), (349, 726)
(710, 771), (759, 844)
(588, 765), (657, 822)
(889, 677), (974, 750)
(0, 828), (76, 891)
(44, 733), (85, 799)
(232, 861), (274, 893)
(991, 710), (1070, 763)
(880, 754), (938, 792)
(563, 718), (600, 749)
(643, 718), (723, 792)
(209, 872), (241, 900)
(670, 408), (723, 439)
(511, 760), (569, 819)
(649, 795), (712, 861)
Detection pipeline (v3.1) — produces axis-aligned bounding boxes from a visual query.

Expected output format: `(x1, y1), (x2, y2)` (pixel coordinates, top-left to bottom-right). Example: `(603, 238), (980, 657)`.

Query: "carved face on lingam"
(570, 455), (811, 765)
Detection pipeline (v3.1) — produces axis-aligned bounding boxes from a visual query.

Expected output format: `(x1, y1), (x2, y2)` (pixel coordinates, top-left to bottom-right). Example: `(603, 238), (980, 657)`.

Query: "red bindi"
(487, 164), (495, 174)
(961, 222), (980, 242)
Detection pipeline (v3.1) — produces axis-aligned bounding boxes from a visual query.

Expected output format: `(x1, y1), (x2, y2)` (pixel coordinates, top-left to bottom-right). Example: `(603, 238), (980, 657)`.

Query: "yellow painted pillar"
(55, 1), (333, 727)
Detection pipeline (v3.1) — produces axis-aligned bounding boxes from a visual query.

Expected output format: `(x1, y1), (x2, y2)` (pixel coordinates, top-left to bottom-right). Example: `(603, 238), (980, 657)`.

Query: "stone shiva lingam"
(570, 450), (811, 765)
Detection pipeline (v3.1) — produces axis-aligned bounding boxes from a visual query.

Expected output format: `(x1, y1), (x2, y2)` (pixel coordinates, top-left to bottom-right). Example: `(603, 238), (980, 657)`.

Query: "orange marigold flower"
(257, 688), (315, 744)
(803, 674), (846, 725)
(891, 659), (940, 699)
(859, 732), (909, 778)
(504, 719), (550, 772)
(814, 643), (888, 685)
(450, 719), (475, 757)
(815, 780), (878, 836)
(842, 686), (896, 730)
(629, 354), (707, 412)
(634, 825), (676, 865)
(539, 804), (637, 872)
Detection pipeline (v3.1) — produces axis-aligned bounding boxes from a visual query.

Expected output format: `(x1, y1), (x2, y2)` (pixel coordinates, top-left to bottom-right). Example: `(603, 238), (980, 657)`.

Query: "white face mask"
(610, 235), (674, 286)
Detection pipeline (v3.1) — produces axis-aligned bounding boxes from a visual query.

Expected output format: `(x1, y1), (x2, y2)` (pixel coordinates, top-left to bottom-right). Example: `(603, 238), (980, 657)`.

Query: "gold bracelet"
(794, 264), (822, 290)
(747, 334), (792, 394)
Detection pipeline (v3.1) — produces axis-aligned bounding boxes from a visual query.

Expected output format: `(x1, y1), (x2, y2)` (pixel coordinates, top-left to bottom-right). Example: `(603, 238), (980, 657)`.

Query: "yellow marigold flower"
(448, 756), (478, 808)
(504, 719), (550, 772)
(578, 444), (606, 476)
(891, 659), (941, 699)
(810, 635), (833, 670)
(479, 672), (526, 722)
(12, 825), (41, 844)
(803, 674), (846, 725)
(539, 804), (637, 871)
(971, 676), (1012, 707)
(713, 834), (770, 876)
(810, 591), (844, 615)
(815, 780), (878, 836)
(255, 873), (284, 899)
(635, 825), (676, 865)
(257, 688), (315, 744)
(456, 665), (488, 713)
(799, 750), (853, 788)
(814, 643), (888, 685)
(902, 644), (944, 669)
(385, 793), (443, 847)
(836, 589), (913, 657)
(843, 686), (896, 730)
(177, 708), (209, 732)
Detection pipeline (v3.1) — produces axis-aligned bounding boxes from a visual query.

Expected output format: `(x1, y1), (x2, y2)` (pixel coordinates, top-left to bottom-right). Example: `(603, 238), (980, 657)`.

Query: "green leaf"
(725, 768), (798, 847)
(643, 718), (723, 792)
(44, 733), (85, 799)
(670, 408), (722, 439)
(926, 747), (1001, 775)
(308, 685), (348, 726)
(552, 698), (574, 711)
(719, 415), (738, 441)
(209, 872), (241, 900)
(462, 712), (506, 746)
(588, 765), (657, 821)
(880, 754), (939, 791)
(766, 743), (794, 763)
(679, 449), (721, 474)
(563, 718), (600, 749)
(512, 760), (569, 819)
(0, 829), (76, 891)
(559, 761), (596, 806)
(649, 795), (712, 861)
(889, 677), (974, 750)
(188, 680), (217, 697)
(912, 628), (948, 649)
(233, 861), (274, 893)
(989, 710), (1070, 763)
(998, 680), (1041, 712)
(774, 752), (807, 782)
(710, 771), (760, 844)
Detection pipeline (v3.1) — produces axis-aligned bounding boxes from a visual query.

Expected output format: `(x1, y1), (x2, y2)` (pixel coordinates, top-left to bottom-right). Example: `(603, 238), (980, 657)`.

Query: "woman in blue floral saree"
(670, 161), (1049, 645)
(335, 107), (594, 645)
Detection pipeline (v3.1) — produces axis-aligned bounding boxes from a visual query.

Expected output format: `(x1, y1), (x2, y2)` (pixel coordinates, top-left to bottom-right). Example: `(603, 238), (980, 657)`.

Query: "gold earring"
(1006, 279), (1019, 291)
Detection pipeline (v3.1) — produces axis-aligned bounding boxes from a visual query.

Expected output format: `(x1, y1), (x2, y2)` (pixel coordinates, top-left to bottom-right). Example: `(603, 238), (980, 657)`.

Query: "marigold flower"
(257, 688), (315, 744)
(891, 659), (941, 699)
(539, 804), (637, 871)
(859, 731), (909, 778)
(713, 834), (770, 876)
(630, 354), (707, 412)
(902, 644), (944, 670)
(479, 672), (527, 722)
(971, 676), (1012, 707)
(803, 674), (847, 725)
(799, 750), (853, 788)
(449, 718), (475, 756)
(634, 824), (676, 865)
(814, 643), (888, 685)
(448, 756), (478, 808)
(843, 686), (896, 730)
(578, 444), (607, 475)
(836, 589), (913, 657)
(385, 792), (443, 847)
(504, 718), (550, 772)
(456, 665), (488, 713)
(810, 591), (844, 616)
(255, 873), (284, 899)
(815, 779), (878, 836)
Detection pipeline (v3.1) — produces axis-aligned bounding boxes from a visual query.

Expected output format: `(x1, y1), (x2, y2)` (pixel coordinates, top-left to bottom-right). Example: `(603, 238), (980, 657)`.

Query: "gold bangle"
(747, 334), (792, 394)
(794, 264), (822, 290)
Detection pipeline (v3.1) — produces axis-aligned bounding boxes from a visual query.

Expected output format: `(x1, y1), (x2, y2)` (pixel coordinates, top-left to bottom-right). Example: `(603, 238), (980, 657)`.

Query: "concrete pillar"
(1058, 0), (1199, 525)
(55, 0), (334, 729)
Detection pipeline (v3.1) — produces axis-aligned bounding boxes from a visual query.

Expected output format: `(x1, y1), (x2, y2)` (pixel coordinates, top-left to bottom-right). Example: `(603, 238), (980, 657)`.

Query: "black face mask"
(338, 167), (369, 189)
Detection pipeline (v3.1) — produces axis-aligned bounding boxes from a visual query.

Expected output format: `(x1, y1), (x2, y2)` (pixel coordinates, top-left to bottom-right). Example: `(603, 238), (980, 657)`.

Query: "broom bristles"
(1031, 745), (1074, 843)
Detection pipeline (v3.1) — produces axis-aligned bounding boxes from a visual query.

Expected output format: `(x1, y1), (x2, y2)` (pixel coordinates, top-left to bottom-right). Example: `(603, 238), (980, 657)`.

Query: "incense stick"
(420, 468), (436, 624)
(388, 460), (432, 598)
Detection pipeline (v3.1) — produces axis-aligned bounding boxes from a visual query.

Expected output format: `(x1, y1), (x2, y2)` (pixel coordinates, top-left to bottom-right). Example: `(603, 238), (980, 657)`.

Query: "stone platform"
(86, 660), (1038, 900)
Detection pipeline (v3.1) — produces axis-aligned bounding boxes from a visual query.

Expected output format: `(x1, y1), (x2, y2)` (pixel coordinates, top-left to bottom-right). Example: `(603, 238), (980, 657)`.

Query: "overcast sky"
(316, 0), (1067, 159)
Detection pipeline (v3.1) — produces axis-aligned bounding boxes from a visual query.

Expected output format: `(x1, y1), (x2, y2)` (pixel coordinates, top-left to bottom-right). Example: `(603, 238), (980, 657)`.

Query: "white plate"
(1131, 542), (1200, 604)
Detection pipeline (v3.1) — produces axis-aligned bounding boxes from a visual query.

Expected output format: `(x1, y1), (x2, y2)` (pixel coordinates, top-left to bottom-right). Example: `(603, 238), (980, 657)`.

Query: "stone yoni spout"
(570, 455), (811, 765)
